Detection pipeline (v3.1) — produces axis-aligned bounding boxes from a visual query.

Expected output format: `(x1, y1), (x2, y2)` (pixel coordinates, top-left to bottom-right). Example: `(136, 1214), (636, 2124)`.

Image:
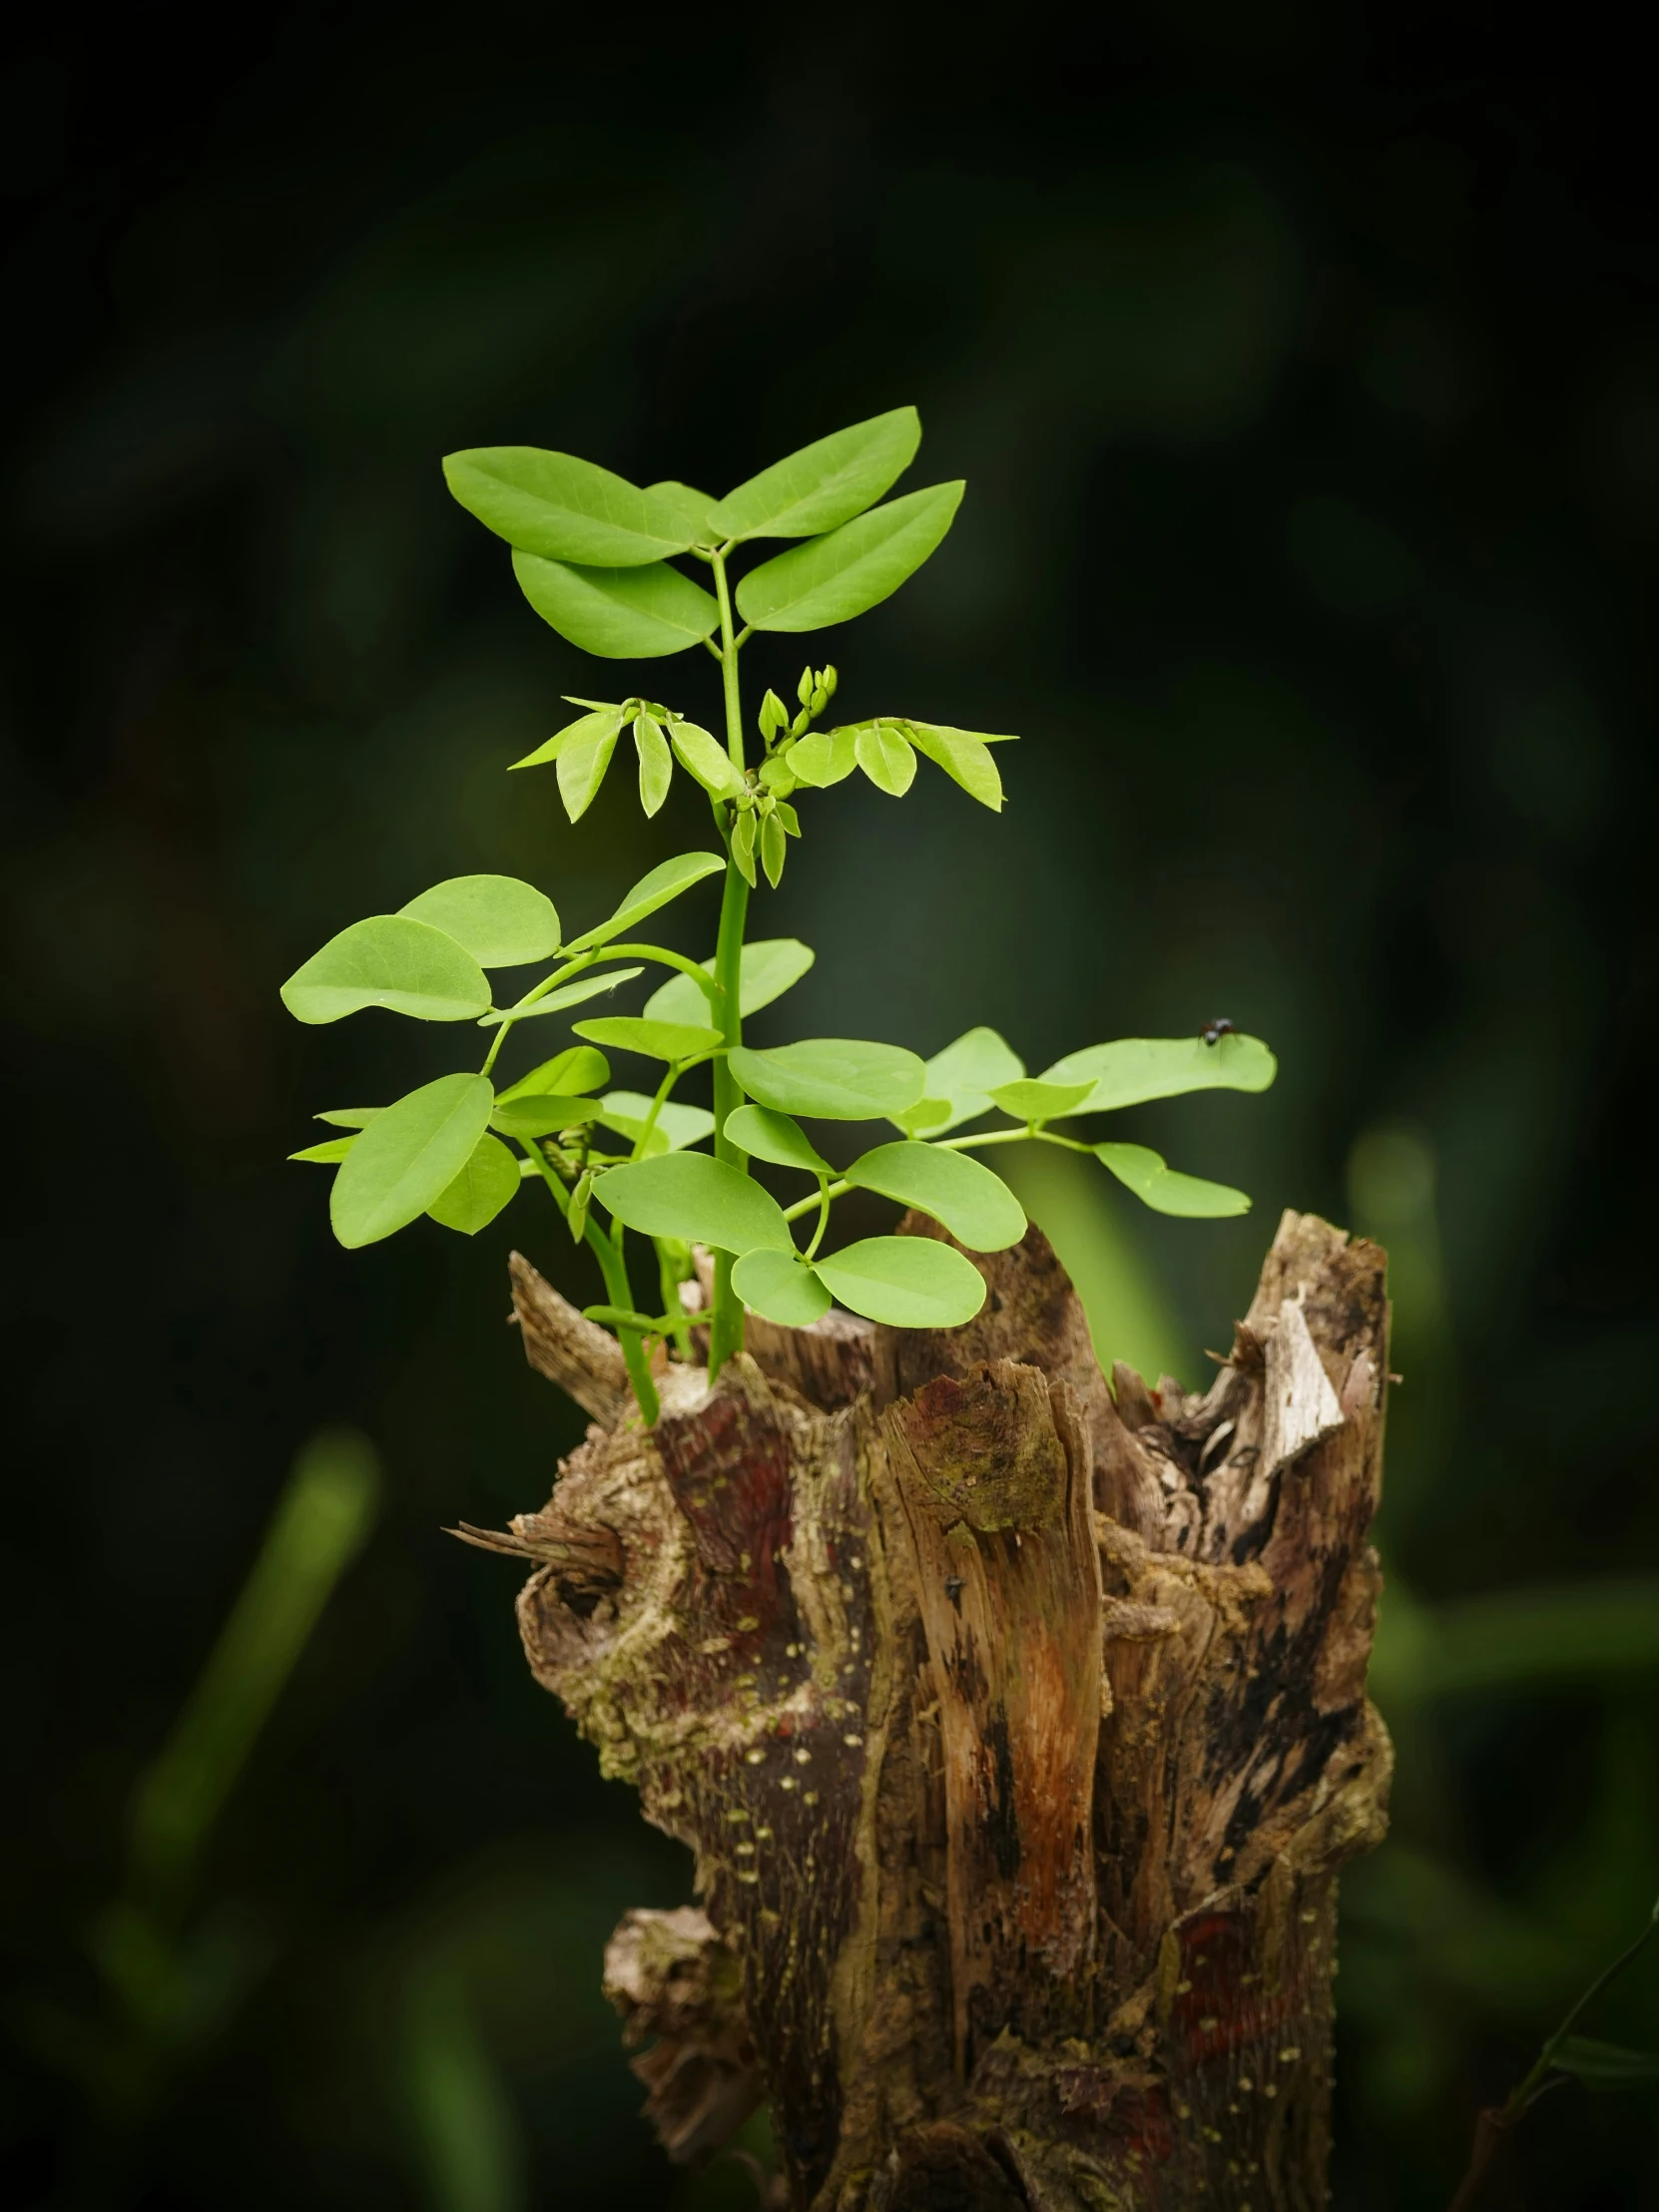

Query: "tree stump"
(469, 1210), (1392, 2211)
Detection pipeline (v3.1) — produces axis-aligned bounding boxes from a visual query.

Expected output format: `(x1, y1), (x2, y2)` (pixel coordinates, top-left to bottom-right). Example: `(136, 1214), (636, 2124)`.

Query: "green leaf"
(495, 1045), (610, 1101)
(489, 1095), (603, 1138)
(510, 707), (623, 774)
(732, 1249), (832, 1327)
(761, 811), (787, 886)
(635, 714), (673, 818)
(280, 916), (490, 1025)
(905, 723), (1011, 812)
(314, 1108), (381, 1128)
(787, 727), (858, 787)
(1093, 1142), (1251, 1218)
(289, 1137), (356, 1164)
(596, 1091), (716, 1154)
(723, 1105), (830, 1173)
(426, 1132), (521, 1235)
(987, 1078), (1095, 1122)
(644, 480), (719, 544)
(815, 1237), (987, 1328)
(597, 1153), (795, 1255)
(512, 550), (720, 659)
(854, 722), (916, 797)
(398, 875), (562, 966)
(732, 809), (758, 886)
(642, 937), (815, 1025)
(668, 718), (745, 799)
(565, 852), (726, 952)
(844, 1142), (1026, 1252)
(478, 967), (644, 1026)
(1042, 1033), (1279, 1112)
(557, 715), (622, 823)
(574, 1016), (723, 1061)
(1552, 2036), (1659, 2089)
(735, 483), (965, 633)
(330, 1074), (494, 1249)
(708, 407), (922, 542)
(891, 1027), (1025, 1136)
(730, 1038), (927, 1121)
(443, 448), (696, 566)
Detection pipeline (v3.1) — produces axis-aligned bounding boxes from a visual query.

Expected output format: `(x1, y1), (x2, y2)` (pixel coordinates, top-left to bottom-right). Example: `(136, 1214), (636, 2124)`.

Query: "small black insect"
(943, 1574), (965, 1612)
(1201, 1016), (1236, 1048)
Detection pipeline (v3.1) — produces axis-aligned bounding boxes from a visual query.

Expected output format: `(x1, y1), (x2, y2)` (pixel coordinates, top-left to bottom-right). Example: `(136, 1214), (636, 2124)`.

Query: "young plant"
(280, 406), (1277, 1422)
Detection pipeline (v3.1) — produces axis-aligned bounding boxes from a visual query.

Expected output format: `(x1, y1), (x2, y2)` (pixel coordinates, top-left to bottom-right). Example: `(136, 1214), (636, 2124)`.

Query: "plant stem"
(707, 549), (750, 1380)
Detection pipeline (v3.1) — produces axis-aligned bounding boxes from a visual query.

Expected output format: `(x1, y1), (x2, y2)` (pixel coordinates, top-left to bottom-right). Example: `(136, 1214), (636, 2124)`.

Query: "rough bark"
(480, 1211), (1392, 2210)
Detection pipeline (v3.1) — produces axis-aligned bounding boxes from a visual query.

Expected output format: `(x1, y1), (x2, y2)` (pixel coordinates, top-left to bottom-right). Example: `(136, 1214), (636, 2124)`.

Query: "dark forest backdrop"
(4, 14), (1657, 2209)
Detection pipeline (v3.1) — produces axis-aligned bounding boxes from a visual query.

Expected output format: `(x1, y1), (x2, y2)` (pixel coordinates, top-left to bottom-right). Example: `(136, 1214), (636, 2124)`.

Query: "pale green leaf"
(314, 1108), (381, 1128)
(668, 719), (745, 799)
(495, 1045), (611, 1101)
(761, 811), (787, 886)
(1552, 2036), (1659, 2089)
(574, 1015), (723, 1061)
(330, 1074), (494, 1249)
(513, 550), (720, 659)
(988, 1078), (1095, 1121)
(854, 722), (916, 797)
(478, 967), (643, 1027)
(443, 447), (695, 565)
(635, 714), (673, 818)
(564, 852), (726, 952)
(642, 936), (814, 1025)
(815, 1236), (986, 1328)
(787, 727), (858, 787)
(892, 1097), (952, 1136)
(709, 407), (921, 541)
(280, 916), (490, 1025)
(844, 1142), (1026, 1252)
(732, 1249), (832, 1327)
(1094, 1142), (1251, 1218)
(890, 1027), (1025, 1135)
(595, 1091), (716, 1154)
(489, 1095), (603, 1138)
(426, 1132), (521, 1235)
(905, 723), (1010, 811)
(723, 1104), (830, 1173)
(398, 875), (561, 965)
(597, 1153), (795, 1255)
(735, 483), (965, 632)
(730, 1038), (926, 1120)
(1042, 1033), (1278, 1112)
(732, 809), (758, 886)
(557, 718), (621, 823)
(644, 480), (720, 544)
(289, 1137), (356, 1164)
(510, 707), (622, 774)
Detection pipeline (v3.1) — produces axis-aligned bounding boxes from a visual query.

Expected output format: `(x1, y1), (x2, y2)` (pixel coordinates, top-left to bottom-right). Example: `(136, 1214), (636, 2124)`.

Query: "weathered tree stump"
(467, 1210), (1391, 2210)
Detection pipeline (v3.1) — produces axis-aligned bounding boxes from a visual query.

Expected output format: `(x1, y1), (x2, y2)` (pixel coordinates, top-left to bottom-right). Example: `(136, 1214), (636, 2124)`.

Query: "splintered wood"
(492, 1212), (1392, 2211)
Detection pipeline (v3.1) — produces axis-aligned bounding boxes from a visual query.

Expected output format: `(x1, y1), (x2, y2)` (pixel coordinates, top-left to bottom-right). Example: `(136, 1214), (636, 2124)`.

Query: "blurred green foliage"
(4, 18), (1658, 2210)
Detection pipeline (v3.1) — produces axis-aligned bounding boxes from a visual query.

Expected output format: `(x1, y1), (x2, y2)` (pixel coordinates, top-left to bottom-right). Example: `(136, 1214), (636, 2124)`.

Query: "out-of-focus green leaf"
(495, 1046), (610, 1101)
(1042, 1033), (1278, 1112)
(723, 1104), (830, 1173)
(1552, 2036), (1659, 2089)
(478, 968), (643, 1027)
(281, 917), (490, 1025)
(643, 937), (814, 1024)
(844, 1142), (1026, 1251)
(1093, 1142), (1251, 1218)
(556, 716), (621, 823)
(815, 1237), (986, 1327)
(427, 1133), (521, 1234)
(513, 551), (720, 659)
(289, 1137), (356, 1164)
(731, 1038), (926, 1120)
(905, 723), (1011, 811)
(732, 1249), (832, 1327)
(596, 1092), (716, 1153)
(709, 408), (921, 541)
(667, 718), (745, 799)
(443, 446), (695, 565)
(988, 1078), (1094, 1121)
(565, 852), (726, 952)
(735, 483), (965, 632)
(598, 1154), (794, 1254)
(574, 1016), (723, 1061)
(892, 1027), (1026, 1136)
(400, 1962), (527, 2212)
(509, 707), (622, 774)
(398, 876), (561, 966)
(634, 715), (673, 818)
(787, 727), (857, 787)
(330, 1075), (494, 1248)
(1370, 1576), (1659, 1707)
(488, 1096), (602, 1138)
(854, 722), (916, 797)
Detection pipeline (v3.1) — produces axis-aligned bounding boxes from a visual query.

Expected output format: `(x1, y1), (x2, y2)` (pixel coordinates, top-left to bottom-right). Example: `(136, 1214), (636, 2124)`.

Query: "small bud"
(810, 687), (828, 715)
(798, 667), (815, 706)
(759, 688), (788, 739)
(569, 1169), (594, 1244)
(822, 665), (837, 696)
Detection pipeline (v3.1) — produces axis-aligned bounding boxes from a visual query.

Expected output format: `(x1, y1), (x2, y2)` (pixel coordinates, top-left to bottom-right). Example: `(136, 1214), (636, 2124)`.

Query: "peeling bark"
(482, 1213), (1392, 2209)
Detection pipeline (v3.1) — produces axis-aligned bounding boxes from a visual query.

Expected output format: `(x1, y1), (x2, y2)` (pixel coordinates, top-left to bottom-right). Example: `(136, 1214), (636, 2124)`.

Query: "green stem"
(777, 1127), (1080, 1226)
(518, 1144), (659, 1424)
(600, 942), (723, 1001)
(632, 1062), (681, 1160)
(478, 950), (600, 1076)
(707, 549), (751, 1380)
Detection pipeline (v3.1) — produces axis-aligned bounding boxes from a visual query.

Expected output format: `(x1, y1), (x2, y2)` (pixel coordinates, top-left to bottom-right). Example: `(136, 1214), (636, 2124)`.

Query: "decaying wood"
(508, 1249), (630, 1425)
(483, 1211), (1392, 2209)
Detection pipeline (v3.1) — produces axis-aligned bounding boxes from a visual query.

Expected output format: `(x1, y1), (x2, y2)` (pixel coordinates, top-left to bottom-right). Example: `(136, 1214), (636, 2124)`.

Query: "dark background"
(5, 12), (1657, 2209)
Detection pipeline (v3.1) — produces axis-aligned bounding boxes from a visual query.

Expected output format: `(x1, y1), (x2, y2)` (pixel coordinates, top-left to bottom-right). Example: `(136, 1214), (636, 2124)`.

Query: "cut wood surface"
(486, 1213), (1392, 2210)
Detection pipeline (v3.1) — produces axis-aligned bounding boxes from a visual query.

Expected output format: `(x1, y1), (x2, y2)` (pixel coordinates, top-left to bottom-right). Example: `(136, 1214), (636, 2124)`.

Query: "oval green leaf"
(844, 1142), (1026, 1252)
(723, 1105), (830, 1174)
(730, 1038), (926, 1121)
(635, 715), (673, 818)
(557, 716), (621, 823)
(280, 915), (490, 1025)
(732, 1249), (833, 1328)
(496, 1045), (611, 1102)
(427, 1132), (521, 1235)
(1041, 1033), (1278, 1112)
(643, 937), (815, 1025)
(596, 1091), (716, 1155)
(891, 1026), (1025, 1136)
(289, 1137), (356, 1164)
(735, 482), (965, 633)
(565, 852), (726, 953)
(645, 480), (720, 544)
(1093, 1142), (1251, 1218)
(512, 550), (721, 659)
(314, 1107), (381, 1128)
(510, 707), (622, 774)
(398, 875), (561, 966)
(987, 1078), (1095, 1122)
(489, 1095), (603, 1138)
(854, 722), (916, 797)
(906, 723), (1011, 812)
(478, 967), (644, 1026)
(574, 1016), (723, 1061)
(709, 407), (921, 542)
(815, 1237), (987, 1328)
(786, 727), (858, 787)
(330, 1074), (494, 1249)
(443, 448), (695, 566)
(668, 718), (745, 800)
(597, 1153), (795, 1255)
